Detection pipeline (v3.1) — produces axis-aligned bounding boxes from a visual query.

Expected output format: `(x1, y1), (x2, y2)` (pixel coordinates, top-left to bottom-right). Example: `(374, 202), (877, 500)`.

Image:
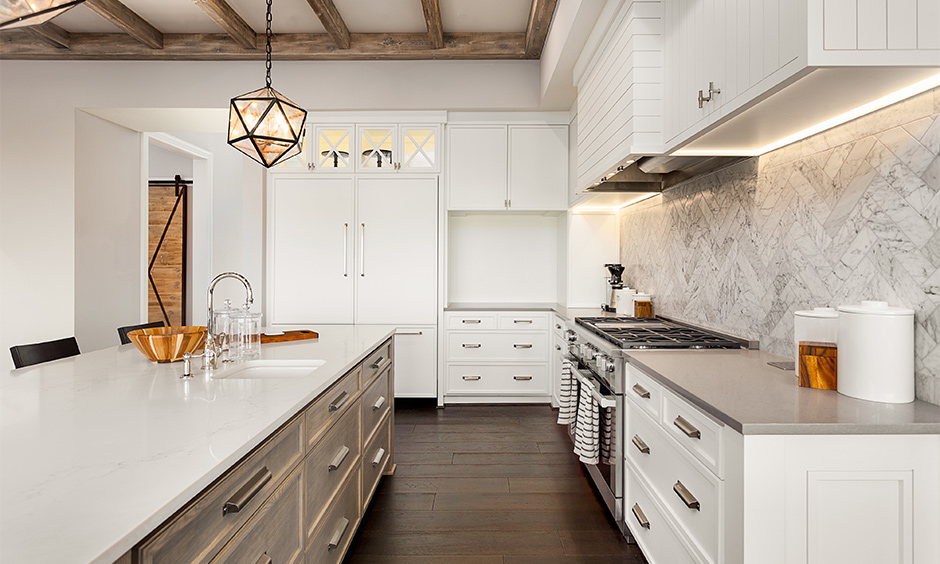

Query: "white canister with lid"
(837, 301), (914, 403)
(793, 307), (839, 379)
(615, 288), (636, 315)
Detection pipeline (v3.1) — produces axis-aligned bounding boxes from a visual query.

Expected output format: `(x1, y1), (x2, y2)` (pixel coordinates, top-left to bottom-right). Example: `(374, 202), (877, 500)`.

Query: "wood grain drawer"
(361, 369), (390, 444)
(447, 332), (547, 361)
(497, 312), (549, 330)
(626, 364), (664, 421)
(626, 463), (703, 564)
(446, 313), (497, 330)
(661, 389), (723, 477)
(305, 468), (361, 564)
(138, 417), (304, 564)
(303, 401), (361, 541)
(362, 339), (392, 386)
(361, 414), (391, 512)
(446, 364), (549, 395)
(211, 466), (304, 564)
(305, 367), (360, 452)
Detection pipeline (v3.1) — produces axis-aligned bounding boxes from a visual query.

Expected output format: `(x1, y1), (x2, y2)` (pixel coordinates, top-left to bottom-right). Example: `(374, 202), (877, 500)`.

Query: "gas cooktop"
(575, 316), (751, 350)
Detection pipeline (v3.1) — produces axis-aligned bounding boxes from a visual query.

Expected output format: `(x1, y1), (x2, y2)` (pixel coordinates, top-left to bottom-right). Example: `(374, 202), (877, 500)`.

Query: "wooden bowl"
(128, 326), (207, 363)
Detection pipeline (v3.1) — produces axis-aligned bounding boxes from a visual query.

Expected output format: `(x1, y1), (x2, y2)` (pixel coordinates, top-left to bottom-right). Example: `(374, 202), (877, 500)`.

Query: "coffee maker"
(603, 263), (625, 312)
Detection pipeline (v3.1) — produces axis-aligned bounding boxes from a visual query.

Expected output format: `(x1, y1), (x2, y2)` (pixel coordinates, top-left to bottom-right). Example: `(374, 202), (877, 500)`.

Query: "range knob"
(597, 354), (616, 373)
(580, 343), (597, 360)
(565, 330), (577, 343)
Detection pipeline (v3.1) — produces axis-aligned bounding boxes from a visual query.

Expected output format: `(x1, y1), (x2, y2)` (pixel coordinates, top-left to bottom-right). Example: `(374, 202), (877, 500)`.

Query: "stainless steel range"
(563, 315), (755, 537)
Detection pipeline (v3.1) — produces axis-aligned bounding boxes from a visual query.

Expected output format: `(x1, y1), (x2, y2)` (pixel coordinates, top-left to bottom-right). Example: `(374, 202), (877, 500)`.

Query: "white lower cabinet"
(393, 327), (437, 397)
(551, 314), (566, 408)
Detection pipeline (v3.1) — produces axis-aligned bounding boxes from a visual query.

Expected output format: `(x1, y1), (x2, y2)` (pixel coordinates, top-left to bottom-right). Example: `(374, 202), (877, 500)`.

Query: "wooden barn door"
(148, 175), (189, 326)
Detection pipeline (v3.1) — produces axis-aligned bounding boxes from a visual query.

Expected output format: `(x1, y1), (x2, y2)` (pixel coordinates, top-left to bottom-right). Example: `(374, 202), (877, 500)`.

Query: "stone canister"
(837, 301), (914, 404)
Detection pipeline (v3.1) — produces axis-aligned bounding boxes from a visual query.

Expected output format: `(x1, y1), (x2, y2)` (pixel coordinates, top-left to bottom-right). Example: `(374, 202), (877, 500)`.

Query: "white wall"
(567, 211), (620, 308)
(149, 144), (193, 179)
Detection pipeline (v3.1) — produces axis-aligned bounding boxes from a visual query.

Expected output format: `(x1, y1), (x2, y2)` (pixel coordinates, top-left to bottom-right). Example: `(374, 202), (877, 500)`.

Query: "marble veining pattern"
(619, 88), (940, 405)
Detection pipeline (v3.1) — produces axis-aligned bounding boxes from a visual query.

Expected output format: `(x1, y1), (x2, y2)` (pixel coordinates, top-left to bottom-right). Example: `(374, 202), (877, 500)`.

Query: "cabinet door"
(355, 177), (438, 324)
(312, 125), (354, 171)
(400, 125), (441, 172)
(508, 125), (568, 210)
(393, 327), (437, 397)
(271, 177), (354, 324)
(446, 126), (508, 210)
(357, 125), (397, 171)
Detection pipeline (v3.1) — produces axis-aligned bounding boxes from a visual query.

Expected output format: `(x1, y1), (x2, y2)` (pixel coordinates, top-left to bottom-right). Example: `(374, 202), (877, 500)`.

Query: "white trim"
(304, 110), (446, 124)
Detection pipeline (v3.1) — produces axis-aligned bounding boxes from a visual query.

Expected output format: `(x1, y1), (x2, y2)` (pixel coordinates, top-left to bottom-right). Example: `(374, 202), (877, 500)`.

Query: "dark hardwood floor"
(344, 404), (648, 564)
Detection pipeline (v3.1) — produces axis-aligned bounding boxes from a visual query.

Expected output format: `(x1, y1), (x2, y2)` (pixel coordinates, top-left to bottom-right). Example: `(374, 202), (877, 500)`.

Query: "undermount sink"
(212, 359), (327, 379)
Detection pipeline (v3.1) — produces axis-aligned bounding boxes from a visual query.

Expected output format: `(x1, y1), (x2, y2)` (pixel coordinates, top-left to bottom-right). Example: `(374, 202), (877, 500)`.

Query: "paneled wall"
(619, 87), (940, 405)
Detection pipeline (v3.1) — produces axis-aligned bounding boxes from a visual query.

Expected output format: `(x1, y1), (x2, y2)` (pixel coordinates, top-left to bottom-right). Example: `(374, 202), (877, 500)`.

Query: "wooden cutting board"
(798, 341), (837, 390)
(260, 330), (319, 344)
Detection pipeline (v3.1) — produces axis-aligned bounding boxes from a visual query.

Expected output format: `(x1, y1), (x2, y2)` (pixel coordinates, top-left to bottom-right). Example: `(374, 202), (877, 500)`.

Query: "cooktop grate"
(575, 316), (748, 349)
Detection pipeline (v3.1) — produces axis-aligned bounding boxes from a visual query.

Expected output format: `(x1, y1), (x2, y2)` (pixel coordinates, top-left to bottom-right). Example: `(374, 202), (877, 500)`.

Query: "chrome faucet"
(203, 272), (254, 370)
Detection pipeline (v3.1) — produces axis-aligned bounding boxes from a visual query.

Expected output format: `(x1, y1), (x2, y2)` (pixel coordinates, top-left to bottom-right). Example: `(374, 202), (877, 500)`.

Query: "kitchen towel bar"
(574, 370), (617, 408)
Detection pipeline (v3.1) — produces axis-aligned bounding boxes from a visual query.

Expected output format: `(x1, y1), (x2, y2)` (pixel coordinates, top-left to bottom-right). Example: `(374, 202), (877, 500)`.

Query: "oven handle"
(574, 370), (618, 409)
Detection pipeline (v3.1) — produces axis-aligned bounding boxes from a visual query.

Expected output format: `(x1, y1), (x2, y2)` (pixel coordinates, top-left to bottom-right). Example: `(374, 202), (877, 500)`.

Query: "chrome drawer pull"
(632, 383), (650, 399)
(513, 375), (533, 381)
(674, 481), (700, 510)
(373, 396), (386, 410)
(556, 324), (562, 329)
(328, 445), (350, 471)
(673, 415), (701, 439)
(556, 345), (561, 350)
(513, 344), (533, 349)
(222, 467), (272, 516)
(372, 447), (386, 467)
(462, 343), (481, 348)
(462, 375), (481, 381)
(327, 517), (350, 550)
(329, 390), (349, 412)
(398, 331), (423, 335)
(631, 503), (650, 529)
(255, 553), (272, 564)
(462, 319), (481, 324)
(513, 319), (533, 324)
(370, 356), (385, 369)
(632, 434), (650, 454)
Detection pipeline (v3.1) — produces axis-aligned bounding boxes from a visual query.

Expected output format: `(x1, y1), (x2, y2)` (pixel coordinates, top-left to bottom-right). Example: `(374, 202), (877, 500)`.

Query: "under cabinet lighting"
(574, 192), (659, 213)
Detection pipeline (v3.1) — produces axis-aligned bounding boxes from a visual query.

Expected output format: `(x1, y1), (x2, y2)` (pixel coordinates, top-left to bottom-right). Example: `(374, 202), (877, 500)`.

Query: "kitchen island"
(0, 325), (397, 564)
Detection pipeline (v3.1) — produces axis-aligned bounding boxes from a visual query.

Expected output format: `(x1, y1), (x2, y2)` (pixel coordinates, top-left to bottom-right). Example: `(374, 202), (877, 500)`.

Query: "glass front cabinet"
(307, 122), (440, 173)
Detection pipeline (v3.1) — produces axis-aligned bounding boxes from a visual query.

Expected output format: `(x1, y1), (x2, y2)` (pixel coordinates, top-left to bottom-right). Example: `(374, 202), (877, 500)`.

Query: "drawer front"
(626, 465), (704, 564)
(446, 364), (549, 395)
(662, 389), (722, 477)
(626, 364), (663, 421)
(362, 339), (392, 386)
(446, 313), (497, 330)
(139, 417), (304, 564)
(305, 368), (360, 451)
(361, 414), (391, 511)
(211, 466), (304, 564)
(361, 369), (391, 444)
(303, 402), (361, 541)
(497, 312), (549, 330)
(552, 315), (566, 338)
(447, 332), (547, 361)
(627, 407), (720, 563)
(306, 469), (361, 564)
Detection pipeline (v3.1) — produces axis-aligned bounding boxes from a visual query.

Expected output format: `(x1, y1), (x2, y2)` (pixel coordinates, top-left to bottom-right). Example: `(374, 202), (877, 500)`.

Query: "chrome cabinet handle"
(327, 517), (350, 550)
(556, 323), (562, 329)
(328, 445), (350, 471)
(343, 222), (349, 277)
(222, 467), (271, 515)
(398, 331), (423, 335)
(632, 434), (650, 454)
(513, 319), (532, 324)
(462, 319), (481, 324)
(360, 223), (365, 277)
(371, 356), (385, 369)
(632, 383), (650, 399)
(462, 375), (481, 381)
(372, 447), (386, 467)
(674, 481), (700, 510)
(255, 554), (272, 564)
(674, 415), (701, 439)
(513, 375), (533, 381)
(632, 503), (650, 529)
(462, 343), (481, 348)
(329, 390), (349, 412)
(513, 344), (533, 349)
(373, 396), (386, 410)
(556, 345), (561, 350)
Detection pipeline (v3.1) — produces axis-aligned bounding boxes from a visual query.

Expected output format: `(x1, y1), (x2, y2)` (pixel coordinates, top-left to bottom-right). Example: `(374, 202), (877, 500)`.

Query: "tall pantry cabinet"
(267, 175), (438, 397)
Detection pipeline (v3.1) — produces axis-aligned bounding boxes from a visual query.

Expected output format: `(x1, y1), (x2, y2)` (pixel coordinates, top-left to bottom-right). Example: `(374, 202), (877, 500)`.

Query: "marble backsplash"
(619, 87), (940, 405)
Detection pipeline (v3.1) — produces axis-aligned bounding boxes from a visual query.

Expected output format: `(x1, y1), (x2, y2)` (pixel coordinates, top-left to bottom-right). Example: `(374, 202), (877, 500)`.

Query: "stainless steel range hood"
(582, 155), (748, 194)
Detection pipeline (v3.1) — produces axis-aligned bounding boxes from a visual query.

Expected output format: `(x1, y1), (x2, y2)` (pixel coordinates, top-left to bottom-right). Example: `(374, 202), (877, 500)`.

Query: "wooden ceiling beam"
(524, 0), (556, 58)
(84, 0), (163, 49)
(23, 23), (70, 49)
(0, 32), (527, 60)
(190, 0), (256, 49)
(420, 0), (443, 49)
(304, 0), (350, 49)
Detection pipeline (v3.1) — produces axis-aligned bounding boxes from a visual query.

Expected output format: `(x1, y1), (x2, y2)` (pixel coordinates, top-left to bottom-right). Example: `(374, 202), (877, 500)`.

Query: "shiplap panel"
(858, 0), (888, 50)
(750, 0), (764, 82)
(824, 0), (858, 49)
(917, 0), (940, 49)
(887, 0), (917, 49)
(779, 0), (800, 64)
(736, 0), (751, 100)
(764, 0), (780, 77)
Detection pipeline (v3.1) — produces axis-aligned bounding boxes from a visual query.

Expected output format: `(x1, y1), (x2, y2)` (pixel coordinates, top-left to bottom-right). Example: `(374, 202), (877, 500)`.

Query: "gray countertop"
(444, 302), (612, 321)
(625, 349), (940, 435)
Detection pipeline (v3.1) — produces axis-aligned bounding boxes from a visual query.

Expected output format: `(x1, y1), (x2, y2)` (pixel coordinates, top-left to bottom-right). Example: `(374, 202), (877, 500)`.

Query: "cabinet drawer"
(211, 466), (304, 564)
(306, 469), (361, 564)
(662, 389), (723, 477)
(626, 364), (664, 421)
(303, 402), (361, 541)
(446, 313), (497, 330)
(446, 364), (549, 395)
(626, 465), (703, 564)
(627, 407), (720, 563)
(361, 415), (391, 511)
(305, 368), (360, 451)
(497, 312), (549, 330)
(361, 369), (391, 444)
(362, 340), (391, 386)
(447, 332), (547, 361)
(552, 315), (566, 338)
(138, 417), (304, 564)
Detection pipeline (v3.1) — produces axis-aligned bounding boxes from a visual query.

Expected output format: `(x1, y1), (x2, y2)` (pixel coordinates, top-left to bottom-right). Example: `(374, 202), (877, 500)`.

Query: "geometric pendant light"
(0, 0), (85, 29)
(227, 0), (306, 168)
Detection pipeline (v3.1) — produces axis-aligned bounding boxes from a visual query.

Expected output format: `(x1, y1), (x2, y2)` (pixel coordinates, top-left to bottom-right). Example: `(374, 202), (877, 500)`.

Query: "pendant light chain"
(265, 0), (273, 88)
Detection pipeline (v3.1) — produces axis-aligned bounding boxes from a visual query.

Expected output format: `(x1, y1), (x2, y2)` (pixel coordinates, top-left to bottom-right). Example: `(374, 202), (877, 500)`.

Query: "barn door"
(148, 175), (189, 326)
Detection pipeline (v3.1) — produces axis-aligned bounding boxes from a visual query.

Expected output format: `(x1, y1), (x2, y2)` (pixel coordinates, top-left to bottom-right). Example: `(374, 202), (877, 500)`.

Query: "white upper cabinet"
(306, 116), (442, 173)
(447, 124), (568, 211)
(358, 125), (398, 171)
(399, 125), (441, 172)
(312, 125), (354, 171)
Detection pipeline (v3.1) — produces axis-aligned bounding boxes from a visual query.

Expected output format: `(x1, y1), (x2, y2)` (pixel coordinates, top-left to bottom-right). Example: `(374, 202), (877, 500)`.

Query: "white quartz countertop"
(0, 325), (397, 564)
(626, 349), (940, 435)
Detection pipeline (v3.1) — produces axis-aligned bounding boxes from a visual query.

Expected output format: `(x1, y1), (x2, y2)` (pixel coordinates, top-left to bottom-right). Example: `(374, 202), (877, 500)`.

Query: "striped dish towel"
(556, 357), (576, 425)
(600, 406), (615, 465)
(573, 376), (600, 464)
